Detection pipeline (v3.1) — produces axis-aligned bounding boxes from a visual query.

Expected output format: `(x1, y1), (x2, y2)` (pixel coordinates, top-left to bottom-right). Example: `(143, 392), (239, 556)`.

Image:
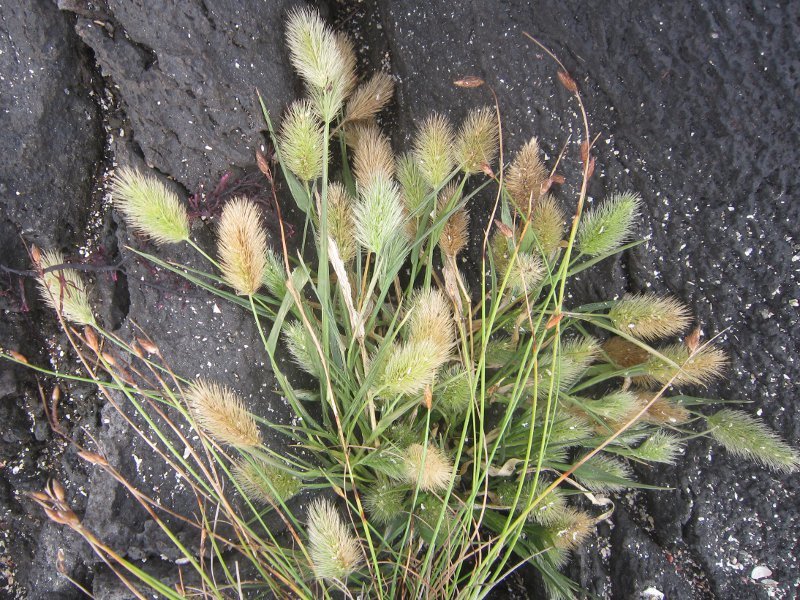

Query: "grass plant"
(4, 8), (799, 600)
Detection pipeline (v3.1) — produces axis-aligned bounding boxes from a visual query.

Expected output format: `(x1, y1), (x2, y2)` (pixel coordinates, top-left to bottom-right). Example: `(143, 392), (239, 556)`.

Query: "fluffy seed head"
(633, 431), (683, 464)
(573, 455), (632, 492)
(707, 409), (800, 473)
(407, 288), (455, 352)
(454, 106), (499, 174)
(285, 8), (352, 121)
(437, 184), (470, 258)
(279, 100), (325, 182)
(609, 293), (692, 341)
(334, 31), (358, 100)
(643, 343), (727, 387)
(377, 339), (451, 398)
(284, 320), (319, 377)
(413, 113), (456, 189)
(186, 380), (261, 449)
(530, 194), (566, 259)
(306, 499), (363, 582)
(435, 365), (472, 422)
(344, 71), (394, 124)
(363, 479), (406, 525)
(263, 248), (288, 299)
(354, 174), (407, 257)
(217, 198), (268, 296)
(506, 138), (548, 212)
(509, 251), (544, 295)
(584, 390), (639, 423)
(233, 458), (302, 504)
(577, 191), (641, 257)
(36, 250), (95, 326)
(549, 507), (594, 551)
(352, 124), (395, 185)
(110, 167), (189, 244)
(397, 153), (430, 239)
(402, 443), (453, 492)
(636, 394), (691, 425)
(326, 182), (357, 263)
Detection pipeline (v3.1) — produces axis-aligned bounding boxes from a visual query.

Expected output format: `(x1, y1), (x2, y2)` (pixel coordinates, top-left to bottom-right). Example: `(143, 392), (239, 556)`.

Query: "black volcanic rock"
(0, 0), (797, 598)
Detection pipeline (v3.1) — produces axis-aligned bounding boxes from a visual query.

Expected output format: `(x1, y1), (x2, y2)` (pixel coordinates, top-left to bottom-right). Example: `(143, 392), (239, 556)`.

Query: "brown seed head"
(344, 71), (394, 124)
(506, 138), (548, 213)
(437, 184), (470, 258)
(186, 379), (262, 449)
(352, 124), (395, 185)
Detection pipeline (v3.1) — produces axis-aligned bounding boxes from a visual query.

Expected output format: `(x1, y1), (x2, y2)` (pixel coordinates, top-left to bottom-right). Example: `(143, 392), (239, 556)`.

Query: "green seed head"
(36, 249), (95, 326)
(111, 167), (190, 244)
(576, 191), (641, 257)
(279, 100), (325, 182)
(608, 293), (691, 341)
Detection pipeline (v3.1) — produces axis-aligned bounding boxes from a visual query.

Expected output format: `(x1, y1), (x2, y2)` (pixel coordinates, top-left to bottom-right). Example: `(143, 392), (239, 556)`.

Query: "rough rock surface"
(0, 0), (797, 598)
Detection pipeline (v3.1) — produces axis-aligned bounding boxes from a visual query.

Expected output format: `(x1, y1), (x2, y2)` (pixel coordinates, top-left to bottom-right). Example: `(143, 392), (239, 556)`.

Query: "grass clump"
(6, 8), (798, 600)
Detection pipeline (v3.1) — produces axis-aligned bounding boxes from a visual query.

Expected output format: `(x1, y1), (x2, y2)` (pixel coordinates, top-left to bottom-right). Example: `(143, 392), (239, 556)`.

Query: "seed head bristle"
(407, 288), (455, 352)
(454, 106), (499, 174)
(506, 138), (548, 212)
(285, 8), (350, 121)
(509, 251), (544, 295)
(233, 458), (302, 504)
(363, 479), (406, 525)
(344, 71), (394, 124)
(632, 431), (683, 464)
(707, 409), (800, 473)
(435, 365), (472, 422)
(306, 498), (364, 582)
(402, 443), (453, 492)
(377, 338), (450, 398)
(573, 455), (631, 492)
(263, 248), (288, 299)
(279, 100), (325, 182)
(352, 124), (395, 185)
(110, 167), (190, 244)
(326, 182), (357, 263)
(36, 249), (95, 326)
(334, 31), (358, 100)
(549, 507), (594, 551)
(437, 183), (470, 258)
(216, 197), (268, 296)
(284, 320), (319, 377)
(643, 343), (727, 387)
(635, 394), (691, 425)
(354, 174), (406, 257)
(576, 191), (641, 257)
(413, 113), (456, 189)
(186, 379), (261, 449)
(609, 293), (692, 341)
(530, 194), (565, 259)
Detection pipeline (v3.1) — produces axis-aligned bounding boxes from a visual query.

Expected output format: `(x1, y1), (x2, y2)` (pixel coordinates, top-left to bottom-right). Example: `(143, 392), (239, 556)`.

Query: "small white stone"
(641, 587), (664, 600)
(751, 566), (772, 580)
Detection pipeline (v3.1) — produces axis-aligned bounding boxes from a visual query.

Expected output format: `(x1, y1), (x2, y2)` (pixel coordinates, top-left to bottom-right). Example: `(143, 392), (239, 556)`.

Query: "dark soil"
(1, 1), (797, 598)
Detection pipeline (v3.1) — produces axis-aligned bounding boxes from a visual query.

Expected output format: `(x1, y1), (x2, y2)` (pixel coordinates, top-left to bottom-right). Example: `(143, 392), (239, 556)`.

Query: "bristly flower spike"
(576, 191), (641, 257)
(413, 113), (456, 189)
(437, 183), (470, 258)
(344, 71), (394, 124)
(306, 499), (364, 582)
(354, 174), (407, 258)
(110, 167), (190, 244)
(233, 458), (302, 504)
(352, 124), (395, 185)
(608, 293), (692, 341)
(707, 409), (800, 473)
(279, 100), (325, 182)
(186, 379), (261, 449)
(216, 197), (268, 296)
(506, 138), (549, 213)
(285, 7), (353, 122)
(402, 443), (453, 492)
(36, 249), (96, 326)
(454, 106), (499, 174)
